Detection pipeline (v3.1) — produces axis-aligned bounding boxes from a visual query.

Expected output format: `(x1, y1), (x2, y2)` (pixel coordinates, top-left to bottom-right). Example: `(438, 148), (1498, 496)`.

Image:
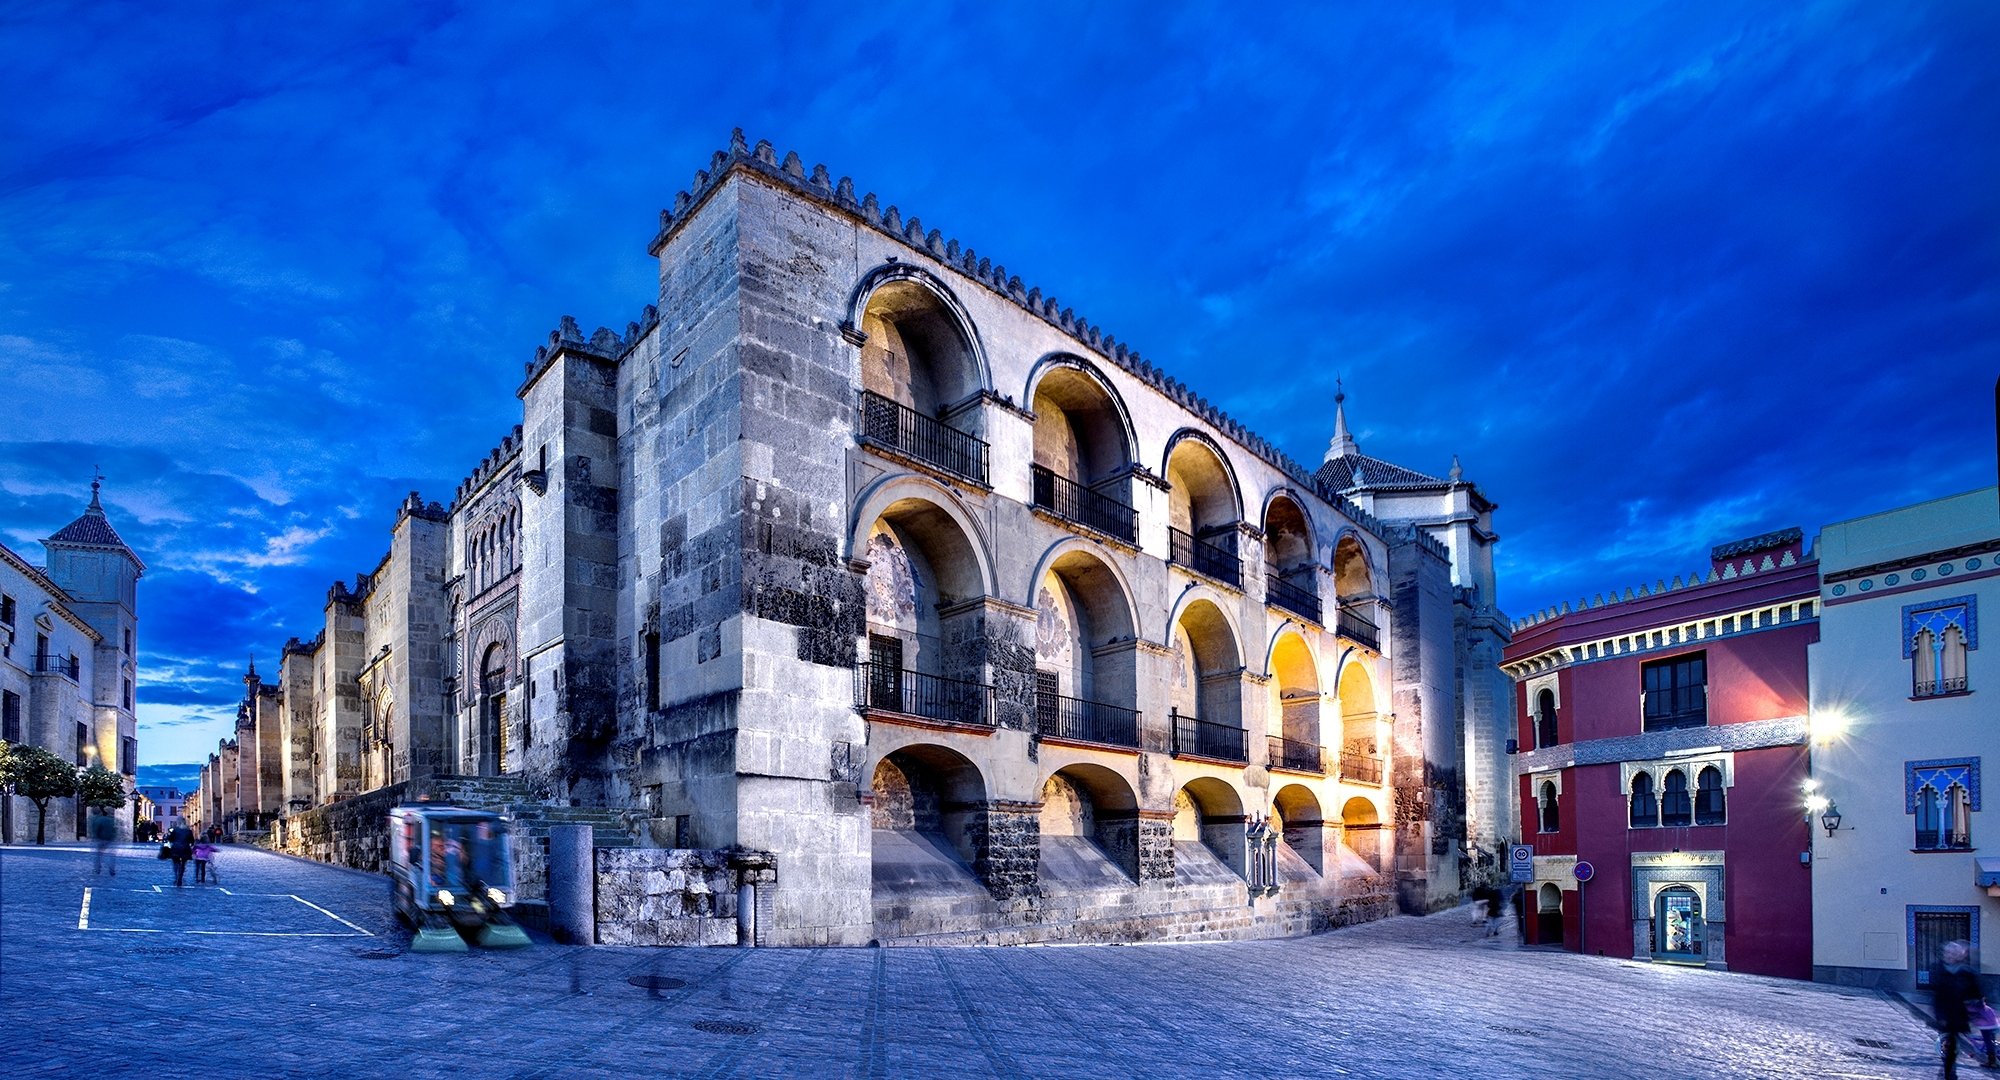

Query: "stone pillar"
(548, 823), (595, 945)
(979, 800), (1041, 900)
(1135, 814), (1176, 883)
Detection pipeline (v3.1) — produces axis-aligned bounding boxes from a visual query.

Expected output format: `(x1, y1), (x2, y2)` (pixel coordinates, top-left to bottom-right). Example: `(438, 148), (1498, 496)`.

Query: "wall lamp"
(1821, 803), (1843, 838)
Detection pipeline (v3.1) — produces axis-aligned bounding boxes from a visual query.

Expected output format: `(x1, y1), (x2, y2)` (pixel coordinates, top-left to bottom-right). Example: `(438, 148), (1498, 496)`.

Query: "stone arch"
(1336, 656), (1382, 781)
(1272, 783), (1326, 874)
(1168, 596), (1245, 755)
(849, 263), (990, 415)
(1261, 488), (1317, 576)
(1173, 776), (1248, 879)
(1341, 794), (1385, 873)
(870, 743), (990, 881)
(477, 638), (510, 776)
(1038, 763), (1142, 882)
(851, 474), (996, 598)
(1333, 531), (1375, 599)
(1023, 354), (1137, 487)
(1027, 543), (1141, 732)
(1162, 429), (1243, 536)
(1266, 631), (1322, 761)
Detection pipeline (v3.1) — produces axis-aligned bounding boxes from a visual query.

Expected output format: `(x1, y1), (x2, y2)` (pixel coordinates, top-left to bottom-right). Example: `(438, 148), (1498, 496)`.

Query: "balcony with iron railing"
(1915, 677), (1969, 698)
(32, 653), (80, 680)
(1030, 465), (1138, 543)
(1267, 735), (1324, 774)
(1335, 604), (1379, 651)
(1266, 570), (1321, 623)
(856, 390), (989, 485)
(1170, 710), (1247, 763)
(1339, 753), (1384, 785)
(1035, 693), (1141, 750)
(1169, 527), (1240, 588)
(854, 662), (995, 728)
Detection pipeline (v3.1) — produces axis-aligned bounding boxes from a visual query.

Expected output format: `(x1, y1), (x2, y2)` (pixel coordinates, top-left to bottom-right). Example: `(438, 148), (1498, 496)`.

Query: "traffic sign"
(1574, 860), (1595, 883)
(1509, 844), (1534, 883)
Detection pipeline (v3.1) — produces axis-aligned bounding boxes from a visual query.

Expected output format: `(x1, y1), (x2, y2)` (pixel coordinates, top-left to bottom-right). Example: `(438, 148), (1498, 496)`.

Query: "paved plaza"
(0, 843), (1940, 1078)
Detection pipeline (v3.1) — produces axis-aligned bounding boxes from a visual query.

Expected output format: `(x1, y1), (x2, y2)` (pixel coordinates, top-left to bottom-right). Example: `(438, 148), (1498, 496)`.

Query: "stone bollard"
(548, 824), (595, 946)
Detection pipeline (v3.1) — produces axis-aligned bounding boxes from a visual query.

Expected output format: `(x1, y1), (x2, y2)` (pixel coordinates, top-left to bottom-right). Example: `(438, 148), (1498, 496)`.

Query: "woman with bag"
(163, 818), (194, 887)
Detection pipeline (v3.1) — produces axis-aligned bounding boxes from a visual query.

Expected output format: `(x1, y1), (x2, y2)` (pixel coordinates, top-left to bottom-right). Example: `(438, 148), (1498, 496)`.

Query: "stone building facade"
(0, 483), (143, 842)
(227, 134), (1508, 945)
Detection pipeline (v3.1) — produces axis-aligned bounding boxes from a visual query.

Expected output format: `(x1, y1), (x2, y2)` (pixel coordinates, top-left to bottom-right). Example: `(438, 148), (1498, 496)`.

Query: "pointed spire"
(89, 465), (104, 510)
(1324, 378), (1359, 462)
(1448, 454), (1463, 483)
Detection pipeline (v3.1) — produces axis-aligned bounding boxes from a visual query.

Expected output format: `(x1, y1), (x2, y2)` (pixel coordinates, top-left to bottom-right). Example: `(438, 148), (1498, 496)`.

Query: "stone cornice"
(1511, 714), (1806, 775)
(1504, 595), (1819, 679)
(0, 542), (98, 640)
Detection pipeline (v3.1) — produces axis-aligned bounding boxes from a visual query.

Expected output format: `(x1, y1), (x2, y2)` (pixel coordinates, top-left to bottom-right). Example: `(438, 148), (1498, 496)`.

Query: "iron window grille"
(1915, 676), (1969, 698)
(1168, 527), (1241, 588)
(1170, 710), (1247, 762)
(1030, 465), (1137, 542)
(856, 390), (989, 485)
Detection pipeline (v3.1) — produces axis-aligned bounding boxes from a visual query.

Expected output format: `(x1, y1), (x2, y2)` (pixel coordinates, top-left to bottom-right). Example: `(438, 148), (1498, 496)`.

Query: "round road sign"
(1574, 860), (1595, 883)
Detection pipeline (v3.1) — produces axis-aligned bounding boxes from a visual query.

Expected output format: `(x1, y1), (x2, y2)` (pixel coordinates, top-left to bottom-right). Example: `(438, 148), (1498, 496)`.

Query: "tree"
(79, 764), (126, 809)
(4, 745), (79, 845)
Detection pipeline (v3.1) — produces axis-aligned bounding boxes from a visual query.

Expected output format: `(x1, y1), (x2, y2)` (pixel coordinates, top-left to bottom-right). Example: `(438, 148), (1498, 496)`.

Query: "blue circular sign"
(1574, 860), (1595, 883)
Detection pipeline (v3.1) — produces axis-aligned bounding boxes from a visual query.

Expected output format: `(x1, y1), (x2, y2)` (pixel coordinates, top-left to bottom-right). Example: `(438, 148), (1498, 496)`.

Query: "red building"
(1502, 529), (1817, 979)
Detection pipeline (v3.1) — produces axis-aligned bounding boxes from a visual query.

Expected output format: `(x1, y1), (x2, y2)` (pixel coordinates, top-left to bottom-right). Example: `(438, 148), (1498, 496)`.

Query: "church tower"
(42, 476), (145, 801)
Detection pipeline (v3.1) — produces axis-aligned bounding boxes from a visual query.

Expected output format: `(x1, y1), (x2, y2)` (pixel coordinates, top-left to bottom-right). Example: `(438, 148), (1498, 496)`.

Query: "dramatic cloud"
(2, 3), (1994, 767)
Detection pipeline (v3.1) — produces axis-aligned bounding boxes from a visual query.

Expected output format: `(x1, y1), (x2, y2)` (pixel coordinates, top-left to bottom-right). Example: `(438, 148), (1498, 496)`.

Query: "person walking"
(1933, 940), (1987, 1078)
(193, 838), (217, 884)
(163, 817), (194, 887)
(89, 806), (119, 876)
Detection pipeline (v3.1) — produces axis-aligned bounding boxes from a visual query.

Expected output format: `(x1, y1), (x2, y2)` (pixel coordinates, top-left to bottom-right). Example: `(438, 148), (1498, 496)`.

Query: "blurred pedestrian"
(163, 817), (194, 887)
(193, 838), (217, 884)
(89, 806), (118, 876)
(1972, 997), (1999, 1071)
(1933, 940), (1986, 1078)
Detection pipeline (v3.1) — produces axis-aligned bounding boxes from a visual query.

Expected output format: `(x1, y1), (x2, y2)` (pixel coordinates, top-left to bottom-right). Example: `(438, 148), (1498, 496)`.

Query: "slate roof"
(48, 506), (129, 548)
(1315, 454), (1450, 493)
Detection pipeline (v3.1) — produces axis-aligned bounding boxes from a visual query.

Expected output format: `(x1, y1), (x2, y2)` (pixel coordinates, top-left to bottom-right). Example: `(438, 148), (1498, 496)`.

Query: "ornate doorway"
(1655, 885), (1705, 962)
(480, 643), (509, 775)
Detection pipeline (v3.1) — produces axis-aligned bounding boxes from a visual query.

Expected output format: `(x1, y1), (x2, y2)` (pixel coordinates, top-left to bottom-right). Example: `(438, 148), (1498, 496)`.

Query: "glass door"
(1655, 887), (1705, 961)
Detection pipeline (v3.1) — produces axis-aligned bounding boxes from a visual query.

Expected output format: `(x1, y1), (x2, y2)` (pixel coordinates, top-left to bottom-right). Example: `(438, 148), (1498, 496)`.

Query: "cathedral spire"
(1324, 379), (1359, 462)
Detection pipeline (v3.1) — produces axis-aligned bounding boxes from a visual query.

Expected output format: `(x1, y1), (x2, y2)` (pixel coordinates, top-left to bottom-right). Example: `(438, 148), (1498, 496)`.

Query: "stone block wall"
(267, 780), (413, 872)
(593, 848), (741, 946)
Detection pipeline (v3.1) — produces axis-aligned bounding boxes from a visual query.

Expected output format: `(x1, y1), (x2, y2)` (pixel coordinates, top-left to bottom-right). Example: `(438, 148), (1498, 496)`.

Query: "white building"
(1810, 486), (2000, 990)
(0, 482), (144, 842)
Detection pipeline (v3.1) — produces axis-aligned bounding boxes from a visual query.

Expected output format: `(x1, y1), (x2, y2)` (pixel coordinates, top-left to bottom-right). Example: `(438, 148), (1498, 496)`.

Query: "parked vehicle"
(386, 804), (530, 951)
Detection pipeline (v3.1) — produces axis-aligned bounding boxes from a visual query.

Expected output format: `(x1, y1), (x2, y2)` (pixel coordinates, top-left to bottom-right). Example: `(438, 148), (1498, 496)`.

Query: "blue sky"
(2, 2), (1994, 773)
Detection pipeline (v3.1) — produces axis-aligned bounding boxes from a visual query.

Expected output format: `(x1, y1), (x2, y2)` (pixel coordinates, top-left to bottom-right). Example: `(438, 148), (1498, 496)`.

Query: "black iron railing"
(1267, 571), (1321, 623)
(857, 390), (989, 485)
(33, 653), (79, 679)
(1035, 692), (1141, 749)
(1170, 710), (1247, 762)
(1916, 828), (1974, 851)
(1336, 604), (1379, 651)
(1916, 677), (1969, 698)
(1641, 686), (1707, 731)
(1169, 527), (1240, 588)
(1267, 736), (1324, 773)
(854, 663), (995, 727)
(1340, 754), (1384, 785)
(1031, 465), (1138, 543)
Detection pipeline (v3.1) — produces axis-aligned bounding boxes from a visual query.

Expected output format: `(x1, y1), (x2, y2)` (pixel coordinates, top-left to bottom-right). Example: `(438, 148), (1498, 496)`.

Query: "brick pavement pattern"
(0, 843), (1936, 1078)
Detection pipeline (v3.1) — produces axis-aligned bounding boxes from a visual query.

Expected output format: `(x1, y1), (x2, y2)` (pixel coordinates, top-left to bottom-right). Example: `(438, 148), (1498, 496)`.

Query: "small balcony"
(1034, 693), (1141, 750)
(32, 653), (80, 680)
(857, 389), (989, 486)
(1336, 604), (1380, 652)
(1916, 677), (1969, 698)
(855, 663), (995, 728)
(1267, 736), (1324, 774)
(1266, 571), (1321, 623)
(1169, 527), (1240, 588)
(1340, 753), (1384, 785)
(1030, 465), (1138, 543)
(1170, 710), (1247, 763)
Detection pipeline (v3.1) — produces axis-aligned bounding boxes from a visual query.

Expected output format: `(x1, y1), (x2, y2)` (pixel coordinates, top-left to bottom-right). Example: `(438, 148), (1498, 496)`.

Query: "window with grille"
(867, 635), (904, 710)
(1, 691), (19, 742)
(1907, 598), (1974, 698)
(1035, 669), (1060, 728)
(1642, 653), (1707, 730)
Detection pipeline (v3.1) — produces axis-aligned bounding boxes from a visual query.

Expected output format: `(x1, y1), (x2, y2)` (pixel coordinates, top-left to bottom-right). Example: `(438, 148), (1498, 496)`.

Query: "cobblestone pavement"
(0, 843), (1938, 1078)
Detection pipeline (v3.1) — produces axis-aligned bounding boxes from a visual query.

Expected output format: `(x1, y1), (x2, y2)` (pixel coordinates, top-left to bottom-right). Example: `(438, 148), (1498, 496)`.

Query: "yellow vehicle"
(387, 804), (531, 952)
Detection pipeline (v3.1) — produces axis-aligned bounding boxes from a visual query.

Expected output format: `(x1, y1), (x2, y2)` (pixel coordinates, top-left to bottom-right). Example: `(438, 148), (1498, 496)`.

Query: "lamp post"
(1821, 803), (1843, 838)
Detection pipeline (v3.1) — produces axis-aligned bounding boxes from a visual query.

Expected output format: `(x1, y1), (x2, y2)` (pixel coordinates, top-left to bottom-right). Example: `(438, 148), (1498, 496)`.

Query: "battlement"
(453, 424), (527, 507)
(1511, 531), (1810, 634)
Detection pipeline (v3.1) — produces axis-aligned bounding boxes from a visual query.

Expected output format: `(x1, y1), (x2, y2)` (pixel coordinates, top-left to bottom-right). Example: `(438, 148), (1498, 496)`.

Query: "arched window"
(1661, 770), (1692, 827)
(1909, 601), (1974, 697)
(1629, 772), (1658, 828)
(1694, 766), (1725, 825)
(1916, 783), (1942, 849)
(1538, 781), (1560, 833)
(1948, 783), (1973, 849)
(1536, 689), (1557, 749)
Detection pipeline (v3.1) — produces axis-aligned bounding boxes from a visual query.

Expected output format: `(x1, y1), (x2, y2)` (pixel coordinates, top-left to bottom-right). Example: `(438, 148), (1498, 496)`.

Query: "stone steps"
(418, 776), (640, 849)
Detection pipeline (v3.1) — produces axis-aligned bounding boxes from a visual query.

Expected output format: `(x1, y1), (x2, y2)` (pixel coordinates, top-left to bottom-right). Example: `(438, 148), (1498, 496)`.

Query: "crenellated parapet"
(1509, 534), (1807, 634)
(647, 128), (1391, 545)
(453, 424), (526, 507)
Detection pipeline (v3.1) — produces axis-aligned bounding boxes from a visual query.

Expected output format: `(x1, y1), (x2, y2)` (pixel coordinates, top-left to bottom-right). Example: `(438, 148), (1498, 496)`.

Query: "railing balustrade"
(1267, 736), (1324, 773)
(1336, 604), (1380, 651)
(1266, 571), (1321, 623)
(1030, 465), (1138, 542)
(32, 653), (79, 680)
(1034, 692), (1141, 749)
(854, 663), (995, 727)
(1170, 710), (1247, 763)
(1915, 677), (1969, 698)
(856, 390), (989, 485)
(1169, 527), (1241, 588)
(1340, 754), (1384, 785)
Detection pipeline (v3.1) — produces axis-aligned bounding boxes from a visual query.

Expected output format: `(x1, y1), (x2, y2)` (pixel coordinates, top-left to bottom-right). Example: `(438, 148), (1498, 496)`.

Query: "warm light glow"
(1801, 778), (1819, 793)
(437, 889), (456, 907)
(1809, 708), (1851, 743)
(1805, 794), (1829, 814)
(487, 887), (506, 905)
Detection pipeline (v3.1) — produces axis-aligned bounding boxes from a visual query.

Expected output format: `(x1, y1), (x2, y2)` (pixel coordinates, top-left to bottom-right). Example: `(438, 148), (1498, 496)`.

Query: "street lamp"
(1821, 803), (1843, 838)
